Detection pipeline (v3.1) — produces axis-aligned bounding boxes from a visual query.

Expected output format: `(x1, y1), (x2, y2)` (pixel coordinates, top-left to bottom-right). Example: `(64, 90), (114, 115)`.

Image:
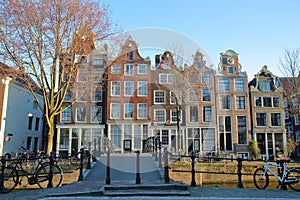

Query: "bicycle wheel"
(286, 169), (300, 191)
(36, 164), (63, 189)
(253, 168), (269, 189)
(0, 167), (18, 193)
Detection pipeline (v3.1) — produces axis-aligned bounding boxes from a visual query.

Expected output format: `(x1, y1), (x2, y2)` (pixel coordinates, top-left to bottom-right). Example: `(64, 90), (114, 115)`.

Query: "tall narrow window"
(203, 106), (212, 122)
(237, 116), (247, 144)
(124, 103), (134, 119)
(111, 103), (120, 119)
(35, 118), (40, 131)
(218, 78), (230, 91)
(190, 106), (198, 122)
(91, 106), (102, 123)
(202, 89), (211, 101)
(236, 96), (246, 110)
(28, 116), (33, 130)
(220, 95), (231, 109)
(111, 81), (121, 96)
(124, 81), (134, 96)
(124, 64), (134, 76)
(138, 103), (147, 119)
(76, 107), (87, 122)
(138, 81), (147, 96)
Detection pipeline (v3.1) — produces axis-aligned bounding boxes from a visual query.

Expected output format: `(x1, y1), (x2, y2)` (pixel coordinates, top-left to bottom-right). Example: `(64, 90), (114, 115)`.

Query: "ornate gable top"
(221, 49), (238, 56)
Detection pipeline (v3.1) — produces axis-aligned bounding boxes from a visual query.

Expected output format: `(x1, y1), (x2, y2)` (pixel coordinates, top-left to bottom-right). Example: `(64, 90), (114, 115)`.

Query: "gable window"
(127, 51), (134, 60)
(91, 106), (102, 123)
(111, 81), (121, 96)
(111, 103), (120, 119)
(261, 81), (270, 91)
(271, 113), (281, 126)
(203, 106), (212, 122)
(28, 116), (33, 130)
(236, 96), (246, 110)
(154, 90), (166, 104)
(138, 81), (147, 96)
(76, 106), (87, 122)
(190, 106), (199, 122)
(112, 65), (121, 74)
(154, 109), (166, 123)
(159, 74), (174, 84)
(189, 72), (198, 84)
(263, 97), (272, 107)
(188, 89), (198, 102)
(256, 113), (267, 126)
(61, 106), (72, 122)
(125, 64), (134, 76)
(138, 64), (147, 74)
(218, 78), (230, 91)
(92, 86), (102, 102)
(235, 79), (245, 92)
(255, 97), (262, 107)
(124, 103), (134, 119)
(202, 73), (210, 85)
(138, 103), (147, 119)
(124, 81), (134, 96)
(228, 66), (234, 74)
(237, 116), (247, 144)
(220, 95), (231, 109)
(202, 89), (211, 101)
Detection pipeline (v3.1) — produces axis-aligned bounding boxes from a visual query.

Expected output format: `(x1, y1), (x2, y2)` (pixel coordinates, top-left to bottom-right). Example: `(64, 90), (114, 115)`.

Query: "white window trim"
(138, 81), (147, 96)
(159, 73), (174, 84)
(235, 95), (246, 110)
(124, 103), (134, 119)
(154, 109), (166, 123)
(234, 79), (245, 92)
(124, 81), (134, 97)
(154, 90), (166, 104)
(91, 106), (102, 123)
(91, 86), (102, 102)
(76, 106), (87, 122)
(220, 95), (231, 110)
(137, 103), (148, 119)
(170, 109), (182, 124)
(110, 103), (120, 119)
(138, 64), (148, 74)
(111, 81), (121, 96)
(124, 64), (134, 76)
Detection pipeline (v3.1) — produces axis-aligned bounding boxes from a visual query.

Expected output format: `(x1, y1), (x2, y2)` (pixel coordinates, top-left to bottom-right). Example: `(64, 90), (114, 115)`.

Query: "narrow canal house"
(215, 50), (252, 159)
(249, 65), (286, 158)
(106, 36), (152, 153)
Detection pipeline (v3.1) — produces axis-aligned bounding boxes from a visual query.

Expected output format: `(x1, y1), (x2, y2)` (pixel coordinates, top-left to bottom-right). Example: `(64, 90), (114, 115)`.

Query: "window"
(271, 113), (281, 126)
(295, 116), (299, 125)
(111, 103), (120, 119)
(76, 106), (87, 122)
(261, 81), (270, 91)
(203, 106), (212, 122)
(112, 65), (121, 74)
(154, 109), (166, 123)
(263, 97), (272, 107)
(220, 95), (231, 109)
(202, 128), (215, 151)
(202, 73), (210, 84)
(190, 106), (198, 122)
(256, 113), (267, 126)
(197, 62), (202, 69)
(35, 117), (40, 131)
(138, 64), (147, 74)
(60, 129), (69, 149)
(255, 97), (262, 107)
(202, 89), (211, 101)
(170, 91), (181, 104)
(236, 96), (246, 110)
(154, 90), (166, 104)
(188, 89), (198, 102)
(228, 66), (234, 74)
(26, 137), (32, 150)
(219, 116), (232, 151)
(127, 51), (133, 60)
(64, 89), (73, 102)
(111, 125), (121, 149)
(219, 78), (230, 91)
(138, 81), (147, 96)
(92, 68), (101, 82)
(77, 68), (87, 82)
(124, 125), (132, 140)
(33, 100), (38, 110)
(138, 103), (147, 119)
(124, 81), (134, 96)
(61, 106), (72, 122)
(273, 97), (280, 107)
(111, 81), (121, 96)
(159, 74), (174, 84)
(237, 116), (247, 144)
(235, 80), (245, 92)
(189, 72), (198, 84)
(92, 86), (102, 102)
(170, 109), (178, 123)
(91, 106), (102, 123)
(125, 64), (134, 76)
(134, 125), (142, 149)
(77, 86), (87, 101)
(92, 55), (103, 66)
(28, 116), (33, 130)
(124, 103), (134, 119)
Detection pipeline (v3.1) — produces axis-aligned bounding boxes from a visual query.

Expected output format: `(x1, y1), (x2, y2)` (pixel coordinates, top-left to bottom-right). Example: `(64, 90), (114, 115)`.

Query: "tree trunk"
(46, 116), (55, 155)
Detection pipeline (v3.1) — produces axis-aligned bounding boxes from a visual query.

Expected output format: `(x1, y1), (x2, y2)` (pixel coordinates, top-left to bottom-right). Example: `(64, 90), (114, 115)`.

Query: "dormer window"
(127, 51), (133, 61)
(261, 81), (270, 91)
(228, 66), (234, 74)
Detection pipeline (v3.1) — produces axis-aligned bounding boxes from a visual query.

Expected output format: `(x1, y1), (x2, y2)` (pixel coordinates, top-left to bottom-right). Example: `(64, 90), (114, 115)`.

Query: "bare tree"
(0, 0), (116, 155)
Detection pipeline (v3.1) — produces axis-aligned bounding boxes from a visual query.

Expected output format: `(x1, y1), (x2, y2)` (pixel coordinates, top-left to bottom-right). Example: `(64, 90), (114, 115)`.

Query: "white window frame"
(138, 103), (148, 119)
(159, 73), (174, 84)
(236, 95), (246, 110)
(220, 95), (231, 110)
(138, 64), (147, 74)
(218, 78), (230, 91)
(154, 109), (166, 123)
(111, 65), (121, 74)
(110, 103), (120, 119)
(91, 106), (102, 123)
(138, 81), (147, 96)
(111, 81), (121, 96)
(190, 106), (199, 122)
(202, 73), (211, 84)
(154, 90), (166, 104)
(124, 64), (134, 76)
(124, 103), (134, 119)
(235, 79), (245, 92)
(92, 68), (101, 82)
(124, 81), (134, 96)
(76, 106), (87, 122)
(92, 86), (102, 102)
(61, 106), (72, 122)
(188, 89), (198, 102)
(203, 106), (212, 122)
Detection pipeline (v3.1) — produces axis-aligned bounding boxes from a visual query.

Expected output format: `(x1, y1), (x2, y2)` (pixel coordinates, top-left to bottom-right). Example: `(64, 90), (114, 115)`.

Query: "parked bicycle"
(253, 155), (300, 191)
(0, 152), (63, 193)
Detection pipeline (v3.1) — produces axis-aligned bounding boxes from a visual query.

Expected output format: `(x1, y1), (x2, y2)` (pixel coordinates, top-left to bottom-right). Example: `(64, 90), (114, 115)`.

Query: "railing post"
(237, 157), (244, 188)
(136, 150), (141, 184)
(106, 150), (111, 184)
(154, 138), (158, 161)
(87, 150), (91, 169)
(164, 148), (170, 184)
(158, 141), (162, 168)
(78, 148), (84, 181)
(191, 151), (196, 187)
(47, 152), (54, 188)
(152, 137), (155, 157)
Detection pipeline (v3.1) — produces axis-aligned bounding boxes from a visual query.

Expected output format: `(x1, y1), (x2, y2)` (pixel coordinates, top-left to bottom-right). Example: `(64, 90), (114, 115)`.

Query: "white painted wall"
(2, 82), (44, 156)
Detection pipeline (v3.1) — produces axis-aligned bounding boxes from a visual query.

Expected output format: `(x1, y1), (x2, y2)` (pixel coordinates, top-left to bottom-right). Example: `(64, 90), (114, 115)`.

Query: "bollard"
(277, 161), (287, 190)
(106, 151), (111, 184)
(136, 150), (141, 184)
(191, 151), (196, 187)
(87, 150), (91, 169)
(152, 137), (155, 157)
(47, 152), (54, 188)
(158, 141), (162, 168)
(237, 157), (244, 188)
(78, 148), (84, 181)
(164, 148), (170, 184)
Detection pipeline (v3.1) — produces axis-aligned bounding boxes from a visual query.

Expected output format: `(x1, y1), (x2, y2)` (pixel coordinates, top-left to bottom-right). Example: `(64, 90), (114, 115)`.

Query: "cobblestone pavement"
(1, 154), (300, 199)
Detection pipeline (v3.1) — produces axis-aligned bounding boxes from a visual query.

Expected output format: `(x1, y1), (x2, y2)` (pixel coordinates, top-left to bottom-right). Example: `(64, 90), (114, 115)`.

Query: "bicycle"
(253, 156), (300, 191)
(0, 152), (63, 193)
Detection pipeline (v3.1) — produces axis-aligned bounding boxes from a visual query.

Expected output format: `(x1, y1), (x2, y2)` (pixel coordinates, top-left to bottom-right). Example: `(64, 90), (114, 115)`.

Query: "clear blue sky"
(103, 0), (300, 79)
